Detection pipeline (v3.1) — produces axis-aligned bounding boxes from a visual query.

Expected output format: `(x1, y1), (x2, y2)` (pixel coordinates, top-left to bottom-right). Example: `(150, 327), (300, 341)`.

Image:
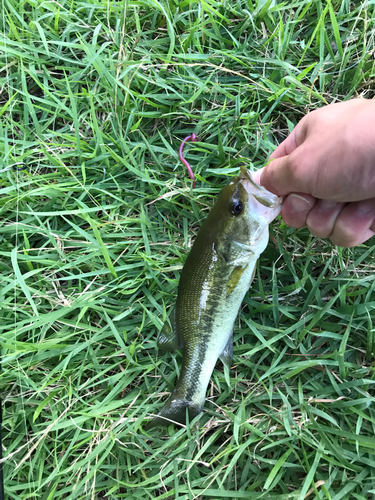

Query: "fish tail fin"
(145, 389), (203, 430)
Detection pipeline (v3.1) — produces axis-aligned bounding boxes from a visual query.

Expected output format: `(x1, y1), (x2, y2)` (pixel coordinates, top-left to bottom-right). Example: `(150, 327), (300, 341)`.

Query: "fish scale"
(147, 167), (282, 429)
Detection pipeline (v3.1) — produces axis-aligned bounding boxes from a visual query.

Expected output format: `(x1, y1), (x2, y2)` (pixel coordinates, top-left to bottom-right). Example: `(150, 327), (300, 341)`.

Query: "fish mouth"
(233, 240), (255, 254)
(239, 166), (283, 209)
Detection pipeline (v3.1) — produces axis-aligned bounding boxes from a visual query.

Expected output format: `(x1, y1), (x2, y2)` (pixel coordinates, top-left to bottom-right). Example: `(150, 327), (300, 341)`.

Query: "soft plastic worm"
(179, 133), (198, 188)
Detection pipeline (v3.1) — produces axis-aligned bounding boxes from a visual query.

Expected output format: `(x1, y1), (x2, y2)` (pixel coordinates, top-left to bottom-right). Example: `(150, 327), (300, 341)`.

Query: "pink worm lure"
(179, 133), (198, 188)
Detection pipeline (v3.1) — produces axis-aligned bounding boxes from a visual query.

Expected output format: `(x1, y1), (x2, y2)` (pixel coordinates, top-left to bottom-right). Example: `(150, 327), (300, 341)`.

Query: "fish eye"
(231, 201), (243, 216)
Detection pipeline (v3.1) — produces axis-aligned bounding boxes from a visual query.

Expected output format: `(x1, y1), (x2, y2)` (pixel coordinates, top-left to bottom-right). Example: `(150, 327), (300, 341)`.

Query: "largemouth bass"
(148, 166), (282, 428)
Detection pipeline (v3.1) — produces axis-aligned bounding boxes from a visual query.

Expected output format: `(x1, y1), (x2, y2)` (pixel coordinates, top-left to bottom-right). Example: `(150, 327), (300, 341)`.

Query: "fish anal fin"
(219, 332), (233, 370)
(157, 306), (184, 351)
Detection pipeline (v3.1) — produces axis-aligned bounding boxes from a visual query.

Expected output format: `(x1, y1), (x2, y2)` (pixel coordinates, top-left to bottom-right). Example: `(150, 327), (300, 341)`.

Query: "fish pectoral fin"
(219, 332), (233, 370)
(226, 265), (248, 297)
(157, 306), (184, 351)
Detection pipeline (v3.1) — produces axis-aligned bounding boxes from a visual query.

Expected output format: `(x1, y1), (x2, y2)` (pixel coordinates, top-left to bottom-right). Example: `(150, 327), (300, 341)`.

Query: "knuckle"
(288, 148), (311, 179)
(286, 152), (300, 175)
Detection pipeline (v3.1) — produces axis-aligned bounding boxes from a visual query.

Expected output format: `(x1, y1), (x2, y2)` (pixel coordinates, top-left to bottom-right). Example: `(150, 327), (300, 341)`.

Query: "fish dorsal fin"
(157, 306), (184, 351)
(219, 332), (233, 370)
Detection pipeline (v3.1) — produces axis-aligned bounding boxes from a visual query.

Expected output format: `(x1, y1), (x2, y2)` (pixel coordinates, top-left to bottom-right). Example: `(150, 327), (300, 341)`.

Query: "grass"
(1, 0), (375, 498)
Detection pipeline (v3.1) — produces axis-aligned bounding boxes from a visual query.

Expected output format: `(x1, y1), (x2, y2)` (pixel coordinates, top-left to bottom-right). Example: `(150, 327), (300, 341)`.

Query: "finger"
(306, 200), (346, 238)
(260, 149), (311, 196)
(330, 199), (375, 247)
(252, 168), (264, 185)
(255, 121), (304, 189)
(255, 127), (300, 190)
(258, 155), (291, 195)
(281, 193), (316, 228)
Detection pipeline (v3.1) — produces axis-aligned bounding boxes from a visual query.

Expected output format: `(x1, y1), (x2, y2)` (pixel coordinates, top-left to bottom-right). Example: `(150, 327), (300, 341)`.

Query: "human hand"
(253, 99), (375, 247)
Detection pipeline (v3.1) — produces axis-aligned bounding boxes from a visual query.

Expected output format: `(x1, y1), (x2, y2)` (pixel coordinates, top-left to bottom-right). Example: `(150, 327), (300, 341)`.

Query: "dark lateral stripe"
(184, 333), (211, 401)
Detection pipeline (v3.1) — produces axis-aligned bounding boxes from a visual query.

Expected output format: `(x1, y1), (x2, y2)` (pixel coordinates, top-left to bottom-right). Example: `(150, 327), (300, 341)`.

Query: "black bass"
(148, 166), (282, 428)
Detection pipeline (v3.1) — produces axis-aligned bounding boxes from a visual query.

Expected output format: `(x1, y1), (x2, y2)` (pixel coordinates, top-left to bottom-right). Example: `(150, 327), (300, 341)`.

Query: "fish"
(147, 166), (282, 428)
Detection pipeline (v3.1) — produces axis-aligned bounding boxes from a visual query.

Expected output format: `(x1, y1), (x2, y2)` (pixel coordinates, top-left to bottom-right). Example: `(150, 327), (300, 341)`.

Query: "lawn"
(1, 0), (375, 498)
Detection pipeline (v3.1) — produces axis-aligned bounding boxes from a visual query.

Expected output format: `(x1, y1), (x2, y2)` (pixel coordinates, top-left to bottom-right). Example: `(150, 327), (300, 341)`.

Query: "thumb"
(255, 123), (311, 195)
(258, 155), (300, 196)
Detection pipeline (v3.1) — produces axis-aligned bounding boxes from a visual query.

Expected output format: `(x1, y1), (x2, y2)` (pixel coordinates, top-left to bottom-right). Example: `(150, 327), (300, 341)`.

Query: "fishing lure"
(179, 133), (198, 188)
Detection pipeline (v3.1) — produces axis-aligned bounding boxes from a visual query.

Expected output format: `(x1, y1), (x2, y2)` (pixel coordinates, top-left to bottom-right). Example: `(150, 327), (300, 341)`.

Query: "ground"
(1, 1), (375, 498)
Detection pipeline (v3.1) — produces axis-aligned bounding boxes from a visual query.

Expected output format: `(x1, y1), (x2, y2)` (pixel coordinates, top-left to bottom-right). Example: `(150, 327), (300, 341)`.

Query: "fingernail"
(289, 194), (312, 212)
